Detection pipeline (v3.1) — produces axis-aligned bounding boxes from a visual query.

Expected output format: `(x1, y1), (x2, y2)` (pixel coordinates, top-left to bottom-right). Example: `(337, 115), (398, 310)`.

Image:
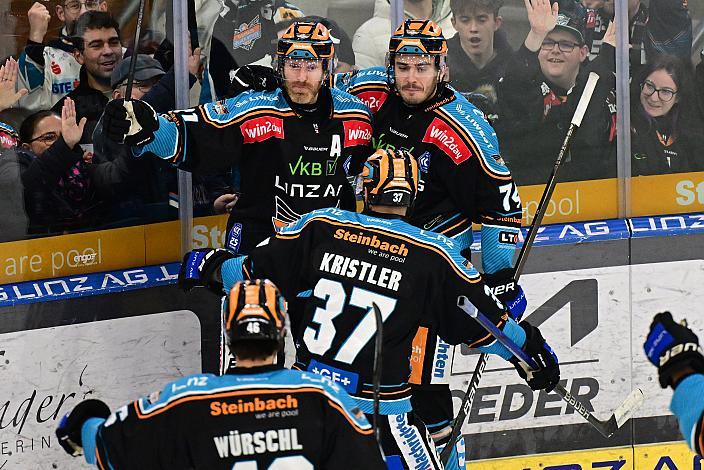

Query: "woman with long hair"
(631, 55), (704, 175)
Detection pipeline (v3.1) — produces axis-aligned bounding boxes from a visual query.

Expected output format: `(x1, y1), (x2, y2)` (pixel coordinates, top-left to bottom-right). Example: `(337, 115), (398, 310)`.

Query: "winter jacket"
(352, 0), (456, 69)
(445, 30), (513, 94)
(18, 137), (104, 235)
(496, 44), (617, 185)
(52, 67), (112, 145)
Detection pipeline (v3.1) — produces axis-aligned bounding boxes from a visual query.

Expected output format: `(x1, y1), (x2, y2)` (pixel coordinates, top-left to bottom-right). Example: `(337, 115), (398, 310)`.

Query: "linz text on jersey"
(334, 229), (409, 256)
(319, 252), (402, 292)
(274, 175), (343, 198)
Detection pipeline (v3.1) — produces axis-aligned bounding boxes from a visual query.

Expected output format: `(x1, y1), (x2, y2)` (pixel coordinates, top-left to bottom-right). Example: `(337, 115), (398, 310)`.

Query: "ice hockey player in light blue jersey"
(644, 311), (704, 455)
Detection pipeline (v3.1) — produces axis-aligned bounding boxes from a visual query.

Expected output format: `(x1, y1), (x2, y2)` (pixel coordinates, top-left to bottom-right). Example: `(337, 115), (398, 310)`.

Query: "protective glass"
(392, 54), (442, 78)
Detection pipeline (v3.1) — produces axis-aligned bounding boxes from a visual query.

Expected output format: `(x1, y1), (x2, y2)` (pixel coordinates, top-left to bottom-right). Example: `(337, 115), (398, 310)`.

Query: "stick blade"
(613, 388), (645, 428)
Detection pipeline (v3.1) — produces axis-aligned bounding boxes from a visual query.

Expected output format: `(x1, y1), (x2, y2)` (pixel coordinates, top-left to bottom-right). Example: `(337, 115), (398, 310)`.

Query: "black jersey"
(137, 87), (373, 252)
(223, 208), (510, 414)
(80, 365), (385, 469)
(332, 67), (520, 274)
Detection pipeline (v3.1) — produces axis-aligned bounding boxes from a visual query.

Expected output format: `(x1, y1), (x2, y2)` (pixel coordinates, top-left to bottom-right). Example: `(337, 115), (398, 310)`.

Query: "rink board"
(0, 265), (221, 469)
(0, 213), (703, 468)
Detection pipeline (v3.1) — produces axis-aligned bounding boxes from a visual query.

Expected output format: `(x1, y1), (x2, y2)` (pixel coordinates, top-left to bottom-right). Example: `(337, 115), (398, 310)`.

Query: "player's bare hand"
(214, 193), (239, 214)
(0, 58), (28, 112)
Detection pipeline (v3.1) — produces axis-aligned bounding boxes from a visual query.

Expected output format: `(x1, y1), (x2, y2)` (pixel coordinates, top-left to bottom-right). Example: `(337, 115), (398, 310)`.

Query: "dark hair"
(73, 11), (121, 50)
(19, 110), (59, 144)
(450, 0), (504, 17)
(230, 339), (281, 363)
(632, 55), (696, 136)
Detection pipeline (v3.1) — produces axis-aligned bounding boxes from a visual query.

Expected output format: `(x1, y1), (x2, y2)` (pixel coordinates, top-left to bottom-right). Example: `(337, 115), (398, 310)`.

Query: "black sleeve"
(92, 400), (186, 469)
(496, 45), (545, 137)
(320, 397), (386, 469)
(432, 259), (509, 347)
(142, 68), (198, 113)
(24, 40), (46, 66)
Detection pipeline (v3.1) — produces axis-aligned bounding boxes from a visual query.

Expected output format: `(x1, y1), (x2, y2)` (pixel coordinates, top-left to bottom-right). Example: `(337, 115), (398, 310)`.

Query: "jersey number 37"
(304, 278), (397, 364)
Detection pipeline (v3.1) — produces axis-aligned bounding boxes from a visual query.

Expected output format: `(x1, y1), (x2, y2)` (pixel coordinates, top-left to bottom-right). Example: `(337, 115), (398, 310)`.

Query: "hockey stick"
(124, 0), (147, 100)
(440, 72), (601, 465)
(457, 296), (644, 438)
(372, 303), (385, 457)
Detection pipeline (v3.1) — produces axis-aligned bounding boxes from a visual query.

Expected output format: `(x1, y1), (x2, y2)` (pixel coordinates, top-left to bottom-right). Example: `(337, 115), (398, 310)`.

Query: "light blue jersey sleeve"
(671, 374), (704, 453)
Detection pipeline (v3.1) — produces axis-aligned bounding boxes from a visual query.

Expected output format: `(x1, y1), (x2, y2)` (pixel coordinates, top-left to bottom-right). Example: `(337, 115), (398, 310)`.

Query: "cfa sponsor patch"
(417, 151), (431, 173)
(499, 231), (518, 244)
(241, 116), (284, 143)
(422, 117), (472, 164)
(343, 119), (373, 147)
(356, 90), (388, 113)
(226, 223), (243, 254)
(232, 15), (262, 51)
(307, 359), (359, 394)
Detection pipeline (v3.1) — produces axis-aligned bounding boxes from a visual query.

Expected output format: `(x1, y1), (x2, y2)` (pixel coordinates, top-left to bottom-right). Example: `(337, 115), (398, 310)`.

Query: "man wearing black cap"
(55, 279), (386, 469)
(495, 0), (616, 184)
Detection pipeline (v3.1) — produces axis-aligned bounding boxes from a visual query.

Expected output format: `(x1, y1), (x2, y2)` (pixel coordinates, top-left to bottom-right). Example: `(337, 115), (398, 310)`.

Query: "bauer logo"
(241, 117), (284, 143)
(422, 118), (472, 164)
(343, 120), (373, 147)
(356, 90), (388, 113)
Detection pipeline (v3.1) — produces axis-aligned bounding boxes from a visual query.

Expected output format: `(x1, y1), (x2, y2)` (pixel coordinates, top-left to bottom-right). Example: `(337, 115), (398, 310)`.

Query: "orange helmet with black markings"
(226, 279), (287, 345)
(386, 19), (448, 90)
(276, 21), (336, 80)
(360, 148), (419, 208)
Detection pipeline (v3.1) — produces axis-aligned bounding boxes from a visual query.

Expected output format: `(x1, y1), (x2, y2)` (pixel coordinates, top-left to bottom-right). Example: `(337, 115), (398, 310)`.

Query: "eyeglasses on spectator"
(63, 0), (102, 13)
(540, 39), (582, 53)
(27, 132), (60, 145)
(641, 80), (677, 102)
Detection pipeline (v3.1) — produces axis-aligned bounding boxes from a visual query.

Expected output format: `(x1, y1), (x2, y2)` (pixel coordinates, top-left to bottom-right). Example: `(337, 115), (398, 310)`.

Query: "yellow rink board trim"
(468, 442), (701, 469)
(2, 170), (704, 284)
(0, 215), (228, 284)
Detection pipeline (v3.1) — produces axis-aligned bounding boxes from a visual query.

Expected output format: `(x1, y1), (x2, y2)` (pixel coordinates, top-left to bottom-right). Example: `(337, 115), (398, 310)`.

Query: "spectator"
(497, 0), (616, 185)
(17, 100), (104, 235)
(17, 0), (109, 112)
(446, 0), (513, 97)
(0, 58), (30, 241)
(51, 11), (123, 145)
(204, 0), (303, 101)
(90, 53), (223, 227)
(582, 0), (691, 67)
(630, 55), (704, 175)
(353, 0), (456, 69)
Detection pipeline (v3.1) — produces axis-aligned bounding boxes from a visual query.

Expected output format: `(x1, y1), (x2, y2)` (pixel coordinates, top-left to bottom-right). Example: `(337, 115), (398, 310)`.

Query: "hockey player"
(55, 279), (386, 469)
(644, 312), (704, 457)
(178, 149), (560, 469)
(101, 21), (373, 253)
(331, 20), (526, 462)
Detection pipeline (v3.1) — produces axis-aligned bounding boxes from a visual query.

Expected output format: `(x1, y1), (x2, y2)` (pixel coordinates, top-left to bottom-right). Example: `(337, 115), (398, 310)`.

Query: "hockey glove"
(178, 248), (235, 294)
(103, 98), (159, 146)
(484, 269), (527, 321)
(644, 311), (704, 388)
(511, 321), (560, 392)
(56, 399), (110, 457)
(227, 65), (278, 98)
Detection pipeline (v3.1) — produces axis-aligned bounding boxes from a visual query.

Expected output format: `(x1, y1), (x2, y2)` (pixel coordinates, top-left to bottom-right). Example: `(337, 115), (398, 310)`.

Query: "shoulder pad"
(433, 94), (511, 178)
(202, 89), (290, 124)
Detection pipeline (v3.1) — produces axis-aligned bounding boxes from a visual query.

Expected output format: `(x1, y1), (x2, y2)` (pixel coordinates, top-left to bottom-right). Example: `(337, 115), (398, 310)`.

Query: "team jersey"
(331, 67), (521, 274)
(671, 373), (704, 457)
(137, 87), (373, 245)
(221, 208), (515, 414)
(79, 365), (385, 469)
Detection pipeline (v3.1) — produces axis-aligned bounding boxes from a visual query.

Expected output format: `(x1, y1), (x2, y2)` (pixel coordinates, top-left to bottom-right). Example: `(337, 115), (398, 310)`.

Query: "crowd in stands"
(1, 0), (703, 240)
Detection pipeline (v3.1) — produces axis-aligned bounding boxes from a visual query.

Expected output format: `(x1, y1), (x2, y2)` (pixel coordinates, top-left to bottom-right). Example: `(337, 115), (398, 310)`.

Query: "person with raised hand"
(0, 58), (29, 112)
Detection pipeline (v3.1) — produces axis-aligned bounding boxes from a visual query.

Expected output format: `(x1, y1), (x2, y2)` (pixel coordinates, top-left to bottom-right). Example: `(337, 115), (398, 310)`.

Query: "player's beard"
(284, 80), (321, 105)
